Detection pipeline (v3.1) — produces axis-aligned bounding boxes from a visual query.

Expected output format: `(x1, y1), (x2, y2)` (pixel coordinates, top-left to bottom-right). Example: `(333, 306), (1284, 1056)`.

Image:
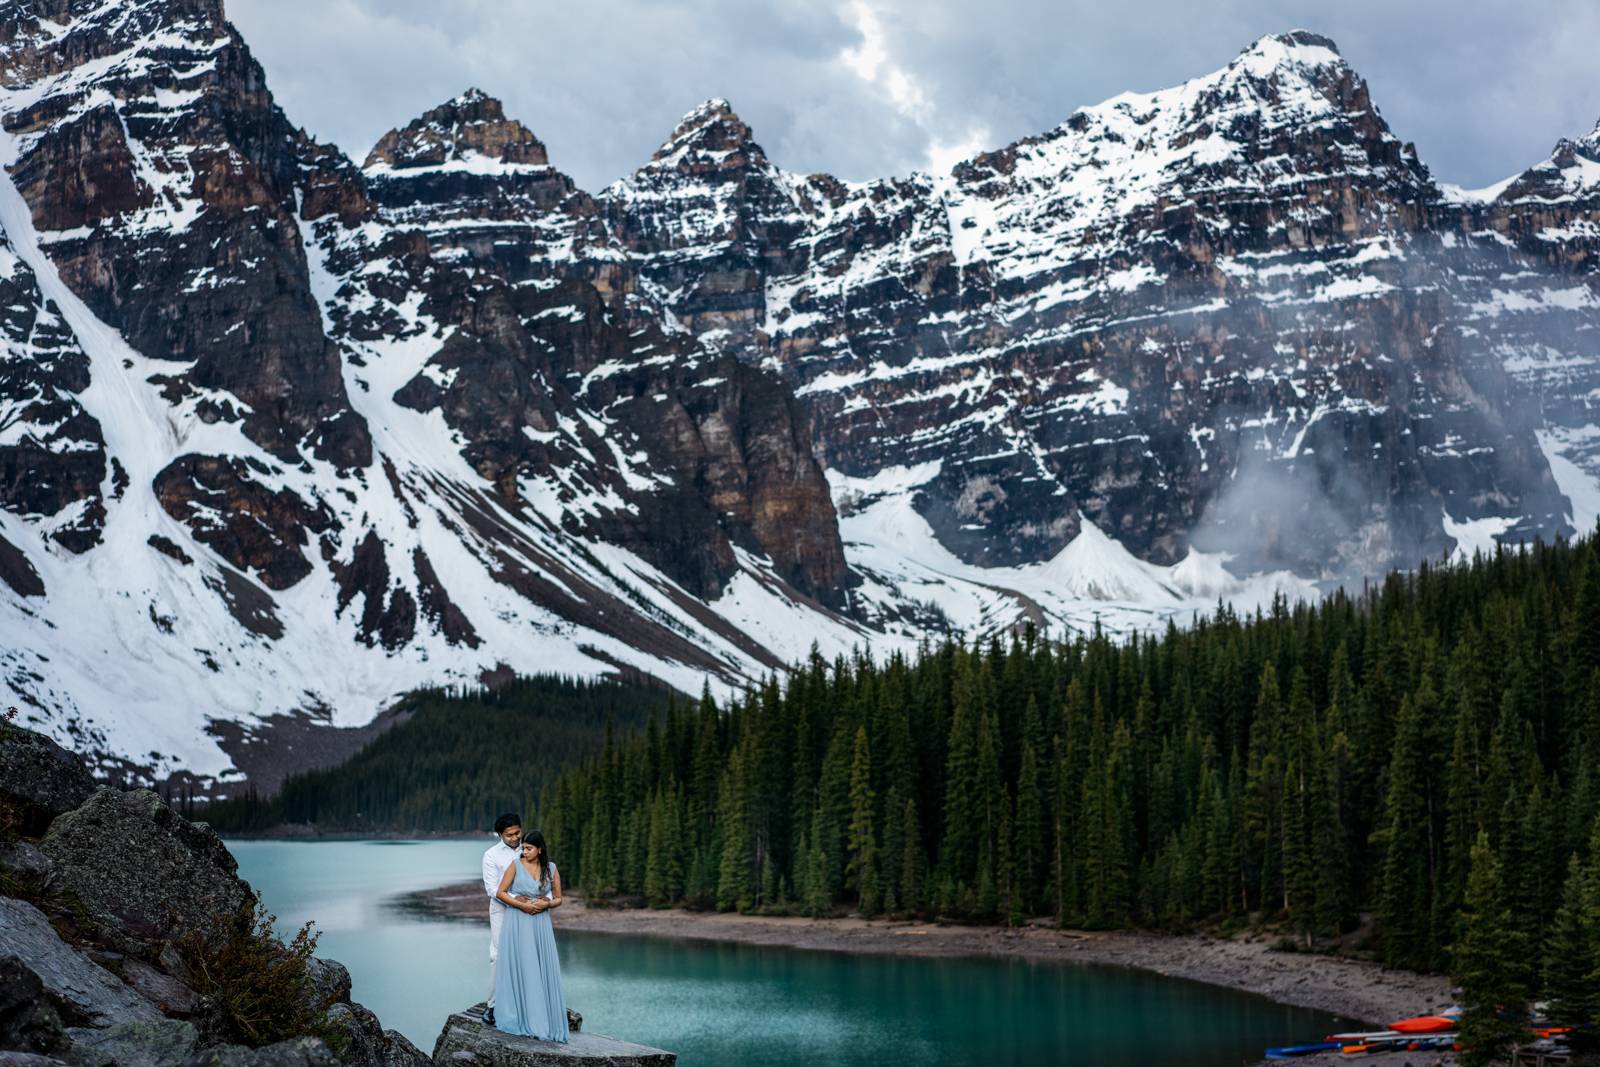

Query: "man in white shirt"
(481, 812), (522, 1027)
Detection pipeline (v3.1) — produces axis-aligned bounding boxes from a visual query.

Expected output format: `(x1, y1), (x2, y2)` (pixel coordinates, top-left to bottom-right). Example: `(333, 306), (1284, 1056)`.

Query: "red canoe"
(1388, 1015), (1457, 1034)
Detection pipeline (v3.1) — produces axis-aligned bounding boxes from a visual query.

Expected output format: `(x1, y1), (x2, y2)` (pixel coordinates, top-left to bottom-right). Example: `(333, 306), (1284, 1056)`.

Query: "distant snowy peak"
(957, 28), (1415, 200)
(358, 91), (597, 264)
(1470, 117), (1600, 213)
(364, 90), (553, 175)
(642, 98), (769, 176)
(938, 29), (1429, 290)
(1546, 126), (1600, 189)
(1226, 29), (1345, 75)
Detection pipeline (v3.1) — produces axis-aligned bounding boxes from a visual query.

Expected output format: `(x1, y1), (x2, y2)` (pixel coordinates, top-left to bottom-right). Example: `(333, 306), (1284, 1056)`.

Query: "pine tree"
(1015, 741), (1045, 915)
(801, 813), (831, 916)
(1544, 852), (1596, 1025)
(942, 654), (981, 879)
(1377, 694), (1437, 970)
(1452, 831), (1531, 1067)
(1245, 662), (1285, 913)
(899, 794), (922, 915)
(1281, 757), (1317, 944)
(528, 531), (1600, 980)
(847, 726), (881, 916)
(817, 722), (853, 899)
(998, 800), (1020, 926)
(715, 750), (752, 912)
(880, 786), (905, 914)
(644, 789), (671, 907)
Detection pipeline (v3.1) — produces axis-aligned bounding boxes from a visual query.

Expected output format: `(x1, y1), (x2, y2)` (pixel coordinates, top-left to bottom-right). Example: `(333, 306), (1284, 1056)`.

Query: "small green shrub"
(176, 893), (342, 1049)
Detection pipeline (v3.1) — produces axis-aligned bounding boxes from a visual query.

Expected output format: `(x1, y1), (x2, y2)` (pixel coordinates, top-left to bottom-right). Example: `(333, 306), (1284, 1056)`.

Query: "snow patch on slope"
(1442, 513), (1519, 562)
(1538, 427), (1600, 534)
(830, 471), (1317, 640)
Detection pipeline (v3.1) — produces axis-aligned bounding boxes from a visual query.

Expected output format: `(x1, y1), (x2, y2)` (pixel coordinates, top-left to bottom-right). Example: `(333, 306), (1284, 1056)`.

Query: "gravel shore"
(407, 880), (1459, 1064)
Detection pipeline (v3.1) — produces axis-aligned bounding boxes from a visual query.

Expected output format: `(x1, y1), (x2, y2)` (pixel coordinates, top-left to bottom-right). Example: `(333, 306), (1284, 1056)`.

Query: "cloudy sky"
(228, 0), (1600, 193)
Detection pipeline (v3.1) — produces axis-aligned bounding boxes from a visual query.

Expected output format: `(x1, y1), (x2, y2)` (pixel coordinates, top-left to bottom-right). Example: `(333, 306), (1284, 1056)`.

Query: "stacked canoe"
(1266, 1009), (1575, 1059)
(1265, 1010), (1462, 1058)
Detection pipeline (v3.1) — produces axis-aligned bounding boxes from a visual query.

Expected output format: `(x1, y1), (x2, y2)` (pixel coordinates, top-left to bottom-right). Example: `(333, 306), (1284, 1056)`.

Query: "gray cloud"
(226, 0), (1600, 192)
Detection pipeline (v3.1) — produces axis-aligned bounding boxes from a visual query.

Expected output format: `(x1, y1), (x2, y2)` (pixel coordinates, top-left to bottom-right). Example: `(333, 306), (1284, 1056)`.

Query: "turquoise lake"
(226, 839), (1353, 1066)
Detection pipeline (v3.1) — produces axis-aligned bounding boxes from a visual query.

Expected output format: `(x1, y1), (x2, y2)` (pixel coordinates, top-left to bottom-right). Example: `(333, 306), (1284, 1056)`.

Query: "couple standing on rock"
(481, 813), (569, 1042)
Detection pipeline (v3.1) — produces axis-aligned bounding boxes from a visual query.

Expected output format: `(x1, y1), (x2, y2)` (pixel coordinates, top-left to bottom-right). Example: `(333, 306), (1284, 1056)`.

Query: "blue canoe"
(1265, 1041), (1342, 1059)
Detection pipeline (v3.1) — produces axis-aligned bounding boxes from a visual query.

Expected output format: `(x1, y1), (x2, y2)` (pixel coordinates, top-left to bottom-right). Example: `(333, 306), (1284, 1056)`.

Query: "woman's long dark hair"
(520, 829), (553, 893)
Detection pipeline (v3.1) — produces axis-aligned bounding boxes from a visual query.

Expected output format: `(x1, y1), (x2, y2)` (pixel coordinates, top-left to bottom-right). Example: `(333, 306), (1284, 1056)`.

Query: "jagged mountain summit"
(0, 5), (1595, 788)
(0, 0), (866, 786)
(601, 32), (1585, 577)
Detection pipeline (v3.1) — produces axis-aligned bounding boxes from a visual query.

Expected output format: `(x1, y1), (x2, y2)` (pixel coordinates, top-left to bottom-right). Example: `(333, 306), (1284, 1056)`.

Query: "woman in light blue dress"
(492, 830), (569, 1042)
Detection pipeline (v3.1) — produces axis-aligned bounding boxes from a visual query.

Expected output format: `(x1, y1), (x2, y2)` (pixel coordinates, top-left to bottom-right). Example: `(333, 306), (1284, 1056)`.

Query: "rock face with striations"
(0, 0), (864, 789)
(348, 88), (851, 610)
(598, 33), (1583, 575)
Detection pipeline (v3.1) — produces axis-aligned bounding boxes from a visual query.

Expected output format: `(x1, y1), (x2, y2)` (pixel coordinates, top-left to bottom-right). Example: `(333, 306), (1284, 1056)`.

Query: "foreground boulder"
(39, 788), (252, 955)
(0, 898), (162, 1028)
(320, 1001), (429, 1067)
(0, 957), (67, 1057)
(181, 1038), (340, 1067)
(0, 725), (95, 837)
(0, 841), (52, 904)
(63, 1020), (199, 1067)
(432, 1007), (674, 1066)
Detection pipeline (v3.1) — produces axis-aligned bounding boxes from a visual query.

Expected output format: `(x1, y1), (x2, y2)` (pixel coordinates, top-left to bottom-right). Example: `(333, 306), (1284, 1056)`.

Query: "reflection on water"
(228, 839), (1352, 1066)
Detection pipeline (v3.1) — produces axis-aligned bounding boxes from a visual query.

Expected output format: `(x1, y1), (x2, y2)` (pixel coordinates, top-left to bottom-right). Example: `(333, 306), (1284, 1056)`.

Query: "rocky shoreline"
(0, 723), (674, 1067)
(412, 882), (1460, 1065)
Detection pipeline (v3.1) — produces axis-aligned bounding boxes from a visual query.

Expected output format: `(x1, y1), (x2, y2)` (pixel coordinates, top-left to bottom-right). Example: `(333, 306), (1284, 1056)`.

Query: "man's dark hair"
(493, 813), (522, 834)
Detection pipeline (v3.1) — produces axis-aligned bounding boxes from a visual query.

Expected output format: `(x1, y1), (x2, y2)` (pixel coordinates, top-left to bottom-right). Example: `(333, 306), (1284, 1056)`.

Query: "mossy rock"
(40, 790), (252, 957)
(0, 725), (95, 838)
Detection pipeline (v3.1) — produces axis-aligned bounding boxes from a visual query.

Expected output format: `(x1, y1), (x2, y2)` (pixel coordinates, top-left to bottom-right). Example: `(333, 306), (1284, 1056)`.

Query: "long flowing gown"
(493, 860), (569, 1041)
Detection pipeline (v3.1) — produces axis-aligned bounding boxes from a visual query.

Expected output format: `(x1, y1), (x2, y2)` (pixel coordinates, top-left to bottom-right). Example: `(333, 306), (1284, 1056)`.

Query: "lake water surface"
(227, 839), (1352, 1066)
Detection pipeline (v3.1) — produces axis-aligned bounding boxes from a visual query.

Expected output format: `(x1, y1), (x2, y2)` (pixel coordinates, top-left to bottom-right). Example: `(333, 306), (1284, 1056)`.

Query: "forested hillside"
(204, 676), (672, 833)
(543, 529), (1600, 991)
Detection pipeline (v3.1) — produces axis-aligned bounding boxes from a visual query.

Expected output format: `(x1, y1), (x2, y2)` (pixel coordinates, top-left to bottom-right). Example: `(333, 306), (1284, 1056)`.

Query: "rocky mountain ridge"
(0, 3), (1596, 785)
(596, 32), (1590, 577)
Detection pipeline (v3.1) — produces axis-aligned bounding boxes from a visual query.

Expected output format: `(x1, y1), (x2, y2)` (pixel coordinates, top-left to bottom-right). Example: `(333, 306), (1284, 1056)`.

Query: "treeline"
(543, 531), (1600, 997)
(203, 675), (672, 832)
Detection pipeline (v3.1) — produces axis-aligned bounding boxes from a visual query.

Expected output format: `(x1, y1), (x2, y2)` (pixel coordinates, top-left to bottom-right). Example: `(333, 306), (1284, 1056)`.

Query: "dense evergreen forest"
(541, 531), (1600, 1028)
(202, 676), (672, 832)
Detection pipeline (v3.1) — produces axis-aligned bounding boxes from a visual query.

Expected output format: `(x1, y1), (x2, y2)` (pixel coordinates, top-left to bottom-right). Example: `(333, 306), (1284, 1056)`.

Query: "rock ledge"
(432, 1007), (674, 1066)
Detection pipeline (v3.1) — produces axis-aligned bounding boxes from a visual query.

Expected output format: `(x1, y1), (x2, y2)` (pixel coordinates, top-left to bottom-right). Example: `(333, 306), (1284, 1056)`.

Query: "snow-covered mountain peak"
(1231, 29), (1344, 74)
(363, 90), (551, 175)
(643, 97), (767, 175)
(1484, 120), (1600, 207)
(1073, 28), (1368, 144)
(1563, 122), (1600, 162)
